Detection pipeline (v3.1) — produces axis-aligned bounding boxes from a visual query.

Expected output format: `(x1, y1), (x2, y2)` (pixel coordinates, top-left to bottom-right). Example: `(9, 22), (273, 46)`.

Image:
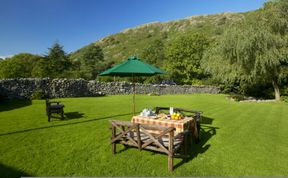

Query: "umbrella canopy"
(99, 56), (165, 77)
(99, 56), (165, 115)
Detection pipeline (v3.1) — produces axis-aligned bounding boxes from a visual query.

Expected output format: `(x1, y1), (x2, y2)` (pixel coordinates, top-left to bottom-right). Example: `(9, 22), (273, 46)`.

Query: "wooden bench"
(110, 120), (190, 171)
(45, 98), (64, 122)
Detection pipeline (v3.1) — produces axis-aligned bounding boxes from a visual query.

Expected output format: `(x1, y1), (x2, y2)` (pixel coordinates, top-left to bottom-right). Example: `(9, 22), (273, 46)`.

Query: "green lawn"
(0, 94), (288, 177)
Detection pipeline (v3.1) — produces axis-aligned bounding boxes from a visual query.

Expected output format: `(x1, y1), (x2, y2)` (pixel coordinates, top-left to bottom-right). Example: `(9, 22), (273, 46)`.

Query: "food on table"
(171, 112), (183, 120)
(158, 113), (167, 119)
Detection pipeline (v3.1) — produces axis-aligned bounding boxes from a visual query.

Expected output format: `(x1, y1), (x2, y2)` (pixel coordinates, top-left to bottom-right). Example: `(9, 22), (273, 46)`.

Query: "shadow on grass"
(0, 112), (138, 137)
(0, 162), (31, 178)
(201, 116), (214, 125)
(64, 112), (85, 120)
(49, 112), (85, 121)
(0, 99), (32, 112)
(173, 116), (219, 170)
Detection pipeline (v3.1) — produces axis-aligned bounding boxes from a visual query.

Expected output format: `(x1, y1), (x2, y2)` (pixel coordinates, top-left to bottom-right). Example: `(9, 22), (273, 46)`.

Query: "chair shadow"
(50, 112), (85, 121)
(201, 116), (214, 125)
(173, 116), (219, 170)
(0, 99), (32, 112)
(64, 112), (85, 120)
(0, 162), (31, 178)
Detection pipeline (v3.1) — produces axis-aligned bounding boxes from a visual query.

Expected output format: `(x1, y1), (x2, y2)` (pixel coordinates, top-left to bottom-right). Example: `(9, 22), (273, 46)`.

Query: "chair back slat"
(45, 98), (64, 122)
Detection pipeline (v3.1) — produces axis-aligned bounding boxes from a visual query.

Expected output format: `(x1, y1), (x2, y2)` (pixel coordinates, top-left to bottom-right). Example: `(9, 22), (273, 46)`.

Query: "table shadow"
(0, 162), (31, 178)
(174, 116), (219, 170)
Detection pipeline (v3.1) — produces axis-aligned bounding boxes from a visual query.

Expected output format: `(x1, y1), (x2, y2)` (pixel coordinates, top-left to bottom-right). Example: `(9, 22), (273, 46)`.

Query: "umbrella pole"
(132, 75), (135, 116)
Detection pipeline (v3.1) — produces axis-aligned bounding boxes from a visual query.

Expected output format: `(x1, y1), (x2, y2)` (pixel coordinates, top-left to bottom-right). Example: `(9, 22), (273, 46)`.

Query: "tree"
(140, 39), (165, 83)
(0, 53), (42, 79)
(79, 44), (104, 80)
(140, 39), (165, 66)
(40, 42), (71, 78)
(202, 0), (288, 100)
(165, 32), (210, 84)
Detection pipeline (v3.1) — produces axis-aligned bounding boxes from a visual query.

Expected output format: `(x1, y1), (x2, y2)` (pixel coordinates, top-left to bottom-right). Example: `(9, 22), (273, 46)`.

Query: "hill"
(70, 12), (245, 64)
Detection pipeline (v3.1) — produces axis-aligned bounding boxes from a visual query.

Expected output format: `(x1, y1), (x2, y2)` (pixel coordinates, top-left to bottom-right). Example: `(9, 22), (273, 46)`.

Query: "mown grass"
(0, 94), (288, 177)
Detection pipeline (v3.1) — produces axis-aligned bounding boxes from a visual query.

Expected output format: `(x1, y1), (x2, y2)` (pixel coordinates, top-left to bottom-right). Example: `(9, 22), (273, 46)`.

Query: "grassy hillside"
(70, 12), (245, 64)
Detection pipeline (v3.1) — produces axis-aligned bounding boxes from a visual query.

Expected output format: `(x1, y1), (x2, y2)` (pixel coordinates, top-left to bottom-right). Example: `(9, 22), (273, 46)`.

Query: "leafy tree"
(202, 0), (288, 100)
(140, 39), (165, 66)
(140, 39), (166, 83)
(79, 44), (104, 80)
(0, 53), (42, 79)
(165, 32), (210, 84)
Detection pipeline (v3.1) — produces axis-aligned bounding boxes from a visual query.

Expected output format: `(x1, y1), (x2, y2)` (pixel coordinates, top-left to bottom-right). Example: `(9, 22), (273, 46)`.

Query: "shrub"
(219, 84), (240, 94)
(30, 89), (46, 100)
(281, 95), (288, 103)
(228, 93), (246, 102)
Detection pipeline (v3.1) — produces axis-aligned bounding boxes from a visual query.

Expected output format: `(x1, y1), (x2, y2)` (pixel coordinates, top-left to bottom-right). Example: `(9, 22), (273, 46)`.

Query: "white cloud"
(0, 55), (14, 59)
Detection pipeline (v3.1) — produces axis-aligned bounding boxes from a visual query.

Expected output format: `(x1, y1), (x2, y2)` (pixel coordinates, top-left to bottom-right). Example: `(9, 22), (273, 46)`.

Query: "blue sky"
(0, 0), (268, 58)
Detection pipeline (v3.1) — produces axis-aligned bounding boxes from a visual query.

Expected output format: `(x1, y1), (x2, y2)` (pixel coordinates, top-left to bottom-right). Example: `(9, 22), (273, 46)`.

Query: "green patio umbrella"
(99, 56), (165, 115)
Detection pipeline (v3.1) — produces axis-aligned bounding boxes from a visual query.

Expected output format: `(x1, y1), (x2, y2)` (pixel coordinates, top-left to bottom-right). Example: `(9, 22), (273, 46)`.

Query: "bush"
(228, 93), (246, 102)
(281, 95), (288, 103)
(30, 89), (46, 100)
(219, 84), (240, 94)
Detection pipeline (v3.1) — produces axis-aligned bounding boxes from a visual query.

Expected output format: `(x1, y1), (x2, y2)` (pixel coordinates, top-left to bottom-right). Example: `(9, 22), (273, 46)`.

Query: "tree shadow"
(0, 99), (32, 112)
(0, 112), (138, 137)
(174, 116), (219, 170)
(0, 162), (31, 178)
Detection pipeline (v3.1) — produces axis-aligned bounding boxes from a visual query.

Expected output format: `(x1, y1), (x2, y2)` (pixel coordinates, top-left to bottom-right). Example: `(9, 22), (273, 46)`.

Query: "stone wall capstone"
(0, 78), (220, 99)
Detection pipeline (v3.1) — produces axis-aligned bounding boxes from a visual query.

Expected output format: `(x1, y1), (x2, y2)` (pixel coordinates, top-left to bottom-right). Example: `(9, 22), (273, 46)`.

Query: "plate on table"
(148, 116), (158, 119)
(157, 113), (168, 120)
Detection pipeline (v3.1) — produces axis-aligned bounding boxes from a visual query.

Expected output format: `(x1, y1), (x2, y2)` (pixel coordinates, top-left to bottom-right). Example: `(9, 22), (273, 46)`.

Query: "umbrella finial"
(128, 56), (138, 60)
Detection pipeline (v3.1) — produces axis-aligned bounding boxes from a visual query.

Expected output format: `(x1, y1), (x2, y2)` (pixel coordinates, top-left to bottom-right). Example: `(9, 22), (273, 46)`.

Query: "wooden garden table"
(131, 115), (199, 140)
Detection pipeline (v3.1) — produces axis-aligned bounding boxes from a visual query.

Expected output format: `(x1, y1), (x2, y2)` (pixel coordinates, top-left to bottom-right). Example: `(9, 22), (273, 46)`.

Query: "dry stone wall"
(0, 78), (220, 99)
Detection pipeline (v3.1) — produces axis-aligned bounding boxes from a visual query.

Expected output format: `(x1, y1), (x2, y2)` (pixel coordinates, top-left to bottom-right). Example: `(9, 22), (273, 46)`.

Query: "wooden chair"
(45, 98), (64, 122)
(110, 120), (189, 171)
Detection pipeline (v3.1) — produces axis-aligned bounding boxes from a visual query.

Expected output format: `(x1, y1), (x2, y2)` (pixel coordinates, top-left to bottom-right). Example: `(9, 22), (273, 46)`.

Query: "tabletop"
(131, 115), (197, 135)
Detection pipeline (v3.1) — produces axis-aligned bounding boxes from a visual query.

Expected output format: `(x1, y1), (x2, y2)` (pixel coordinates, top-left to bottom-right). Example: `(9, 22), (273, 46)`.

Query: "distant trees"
(140, 39), (166, 83)
(165, 33), (210, 85)
(139, 34), (211, 85)
(77, 44), (104, 80)
(0, 42), (105, 80)
(140, 39), (165, 67)
(0, 53), (42, 79)
(37, 42), (72, 78)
